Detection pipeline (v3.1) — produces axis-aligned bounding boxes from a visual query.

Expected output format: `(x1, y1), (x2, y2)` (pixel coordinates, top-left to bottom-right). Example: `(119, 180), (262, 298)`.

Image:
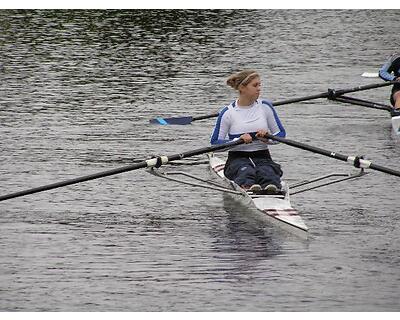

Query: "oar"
(330, 95), (392, 112)
(0, 139), (244, 202)
(275, 81), (396, 106)
(264, 133), (400, 178)
(150, 81), (396, 125)
(149, 112), (219, 125)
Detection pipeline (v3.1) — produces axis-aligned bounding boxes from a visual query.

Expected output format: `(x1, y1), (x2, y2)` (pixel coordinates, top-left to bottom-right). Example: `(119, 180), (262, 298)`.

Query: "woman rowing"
(210, 70), (285, 193)
(379, 53), (400, 112)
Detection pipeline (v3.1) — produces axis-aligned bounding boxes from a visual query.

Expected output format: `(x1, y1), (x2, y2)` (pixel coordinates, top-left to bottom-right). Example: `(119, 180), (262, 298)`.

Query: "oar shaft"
(0, 139), (244, 202)
(369, 163), (400, 177)
(335, 81), (395, 95)
(166, 138), (243, 160)
(150, 81), (395, 124)
(265, 134), (348, 161)
(265, 134), (400, 178)
(274, 92), (329, 106)
(273, 81), (395, 106)
(0, 162), (149, 202)
(332, 96), (392, 111)
(192, 112), (220, 121)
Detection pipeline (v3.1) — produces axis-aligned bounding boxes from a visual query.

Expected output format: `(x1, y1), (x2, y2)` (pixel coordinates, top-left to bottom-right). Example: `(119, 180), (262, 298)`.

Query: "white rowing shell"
(392, 115), (400, 135)
(209, 154), (308, 233)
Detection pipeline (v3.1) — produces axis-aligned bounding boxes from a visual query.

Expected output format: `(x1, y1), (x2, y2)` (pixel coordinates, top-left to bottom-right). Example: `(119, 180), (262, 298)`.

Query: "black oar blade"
(149, 116), (193, 125)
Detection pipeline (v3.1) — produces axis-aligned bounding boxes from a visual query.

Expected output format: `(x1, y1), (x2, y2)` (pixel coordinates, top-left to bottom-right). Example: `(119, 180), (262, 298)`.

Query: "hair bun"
(226, 70), (259, 90)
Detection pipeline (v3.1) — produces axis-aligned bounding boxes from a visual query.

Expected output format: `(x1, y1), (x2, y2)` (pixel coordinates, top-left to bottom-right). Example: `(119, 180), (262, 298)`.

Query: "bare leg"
(394, 91), (400, 109)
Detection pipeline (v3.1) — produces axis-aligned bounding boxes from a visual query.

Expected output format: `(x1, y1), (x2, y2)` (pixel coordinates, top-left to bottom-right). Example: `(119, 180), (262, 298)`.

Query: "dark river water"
(1, 9), (400, 311)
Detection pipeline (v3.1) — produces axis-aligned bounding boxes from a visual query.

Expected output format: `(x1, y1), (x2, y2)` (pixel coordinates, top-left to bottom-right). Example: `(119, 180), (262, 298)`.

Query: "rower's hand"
(240, 133), (253, 144)
(256, 129), (270, 143)
(256, 129), (268, 138)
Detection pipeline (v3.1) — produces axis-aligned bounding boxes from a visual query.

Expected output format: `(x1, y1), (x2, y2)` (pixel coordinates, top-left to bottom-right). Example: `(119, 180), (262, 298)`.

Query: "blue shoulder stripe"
(210, 106), (230, 145)
(261, 100), (286, 137)
(261, 99), (273, 106)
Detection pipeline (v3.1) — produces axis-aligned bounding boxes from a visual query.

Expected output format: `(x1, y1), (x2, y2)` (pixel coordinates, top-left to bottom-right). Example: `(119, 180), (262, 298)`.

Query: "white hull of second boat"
(208, 154), (308, 235)
(391, 115), (400, 135)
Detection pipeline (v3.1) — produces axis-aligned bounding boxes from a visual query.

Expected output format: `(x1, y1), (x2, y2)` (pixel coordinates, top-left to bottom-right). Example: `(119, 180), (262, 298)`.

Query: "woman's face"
(240, 76), (261, 100)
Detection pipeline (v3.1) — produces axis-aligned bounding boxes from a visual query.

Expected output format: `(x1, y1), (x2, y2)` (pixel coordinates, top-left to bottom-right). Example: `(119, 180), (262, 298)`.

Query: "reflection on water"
(217, 193), (284, 255)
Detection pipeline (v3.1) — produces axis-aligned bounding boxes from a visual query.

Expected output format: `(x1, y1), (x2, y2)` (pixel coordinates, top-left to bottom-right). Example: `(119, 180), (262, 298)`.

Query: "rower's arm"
(210, 107), (232, 145)
(264, 101), (286, 139)
(379, 54), (399, 81)
(379, 61), (395, 81)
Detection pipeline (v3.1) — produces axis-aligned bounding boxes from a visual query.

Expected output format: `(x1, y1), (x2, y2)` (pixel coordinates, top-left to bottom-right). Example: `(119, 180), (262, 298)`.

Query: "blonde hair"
(226, 70), (259, 90)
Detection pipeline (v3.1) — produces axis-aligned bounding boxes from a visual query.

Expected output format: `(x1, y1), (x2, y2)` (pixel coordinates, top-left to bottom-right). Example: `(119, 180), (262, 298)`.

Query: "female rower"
(379, 52), (400, 111)
(210, 70), (285, 193)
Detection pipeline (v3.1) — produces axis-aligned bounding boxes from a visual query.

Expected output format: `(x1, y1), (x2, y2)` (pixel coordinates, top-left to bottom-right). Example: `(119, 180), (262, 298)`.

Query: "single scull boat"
(208, 153), (308, 234)
(148, 151), (366, 237)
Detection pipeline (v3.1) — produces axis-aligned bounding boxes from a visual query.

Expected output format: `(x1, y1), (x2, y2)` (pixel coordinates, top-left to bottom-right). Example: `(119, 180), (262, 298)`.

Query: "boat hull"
(208, 154), (308, 234)
(391, 115), (400, 135)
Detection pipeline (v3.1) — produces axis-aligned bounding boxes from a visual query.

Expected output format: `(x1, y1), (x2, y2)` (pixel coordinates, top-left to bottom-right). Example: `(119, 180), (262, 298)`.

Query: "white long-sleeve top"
(210, 99), (286, 152)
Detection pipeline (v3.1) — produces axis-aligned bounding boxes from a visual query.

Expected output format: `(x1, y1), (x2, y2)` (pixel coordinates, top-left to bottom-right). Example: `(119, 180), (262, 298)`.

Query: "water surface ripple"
(0, 10), (399, 311)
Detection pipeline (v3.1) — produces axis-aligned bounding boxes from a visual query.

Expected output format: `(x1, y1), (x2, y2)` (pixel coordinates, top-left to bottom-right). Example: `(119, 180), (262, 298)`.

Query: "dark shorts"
(224, 150), (283, 188)
(390, 83), (400, 106)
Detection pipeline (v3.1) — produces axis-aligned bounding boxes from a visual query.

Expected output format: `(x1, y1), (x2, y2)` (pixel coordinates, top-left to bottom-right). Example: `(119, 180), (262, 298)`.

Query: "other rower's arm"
(379, 54), (399, 81)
